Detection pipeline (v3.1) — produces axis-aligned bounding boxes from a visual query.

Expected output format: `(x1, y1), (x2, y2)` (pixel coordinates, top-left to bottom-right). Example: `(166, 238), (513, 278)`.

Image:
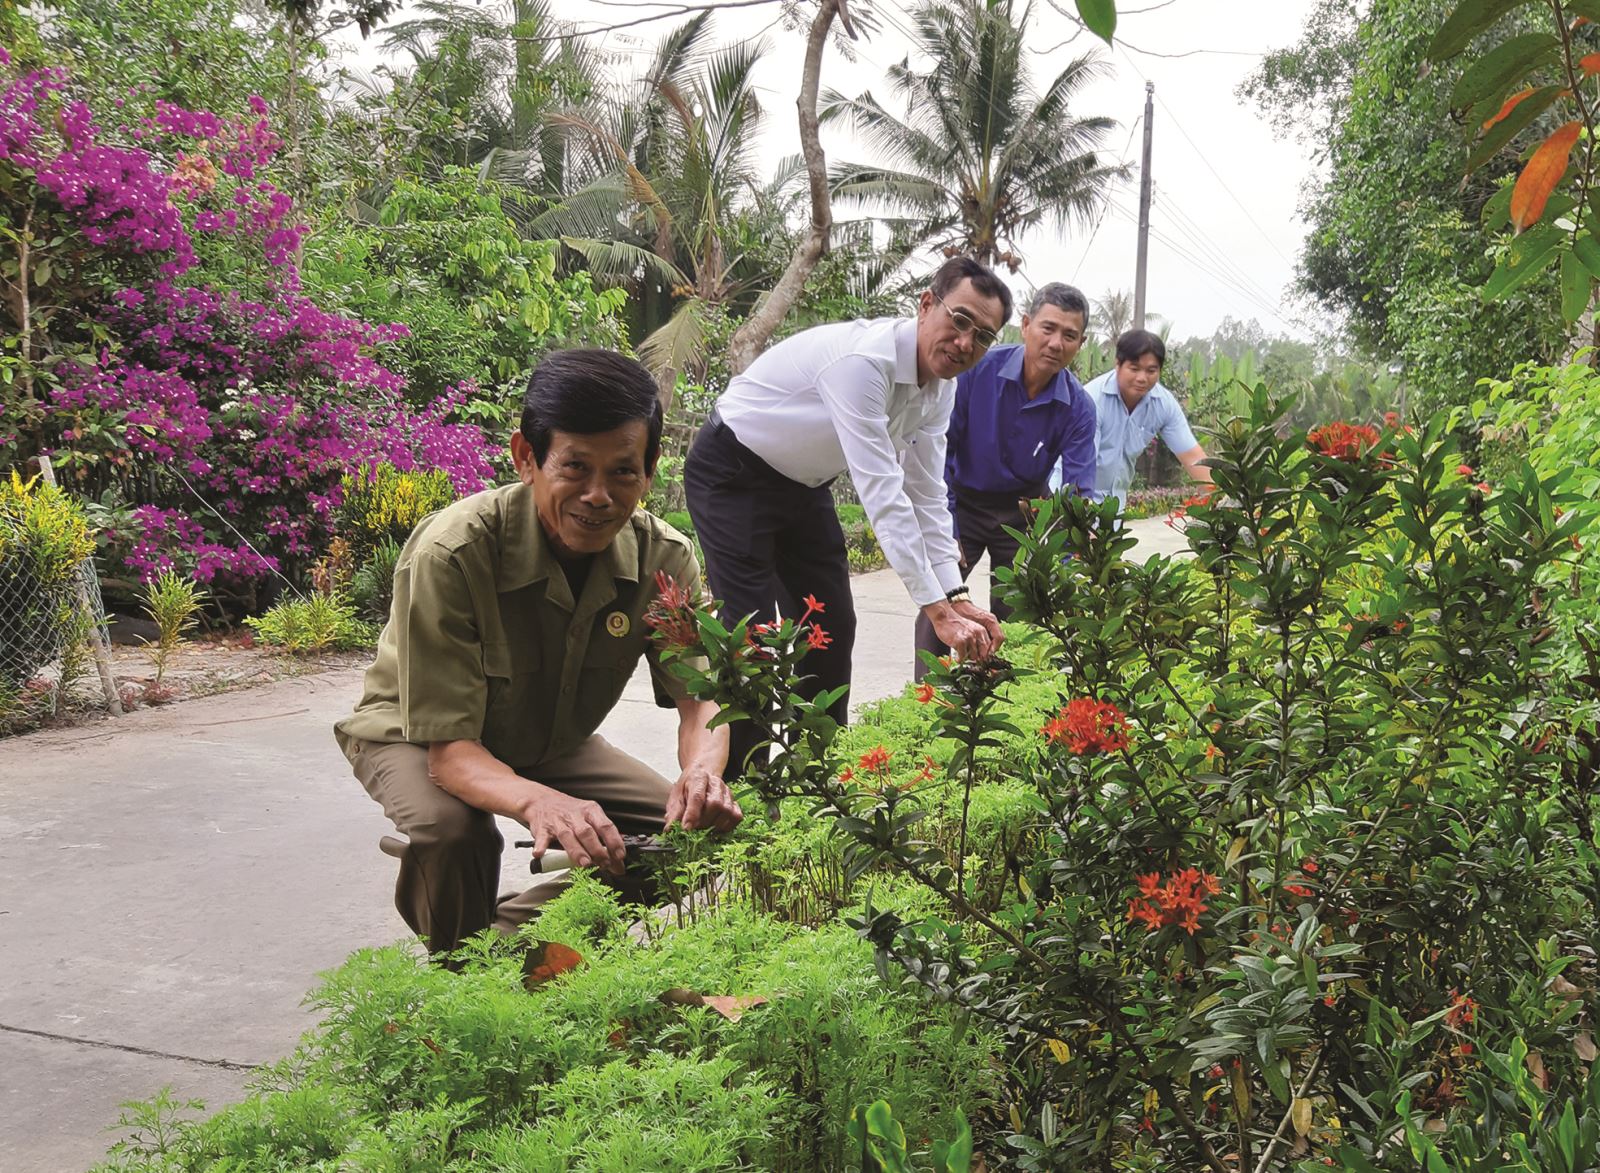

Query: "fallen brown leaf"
(522, 941), (584, 990)
(658, 987), (771, 1022)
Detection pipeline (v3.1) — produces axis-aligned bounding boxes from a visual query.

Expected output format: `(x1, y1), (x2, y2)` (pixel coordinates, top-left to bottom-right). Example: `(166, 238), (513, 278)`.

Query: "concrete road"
(0, 518), (1185, 1171)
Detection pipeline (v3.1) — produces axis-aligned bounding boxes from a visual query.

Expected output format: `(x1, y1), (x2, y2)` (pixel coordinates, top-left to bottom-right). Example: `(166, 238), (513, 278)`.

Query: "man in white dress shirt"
(684, 256), (1011, 776)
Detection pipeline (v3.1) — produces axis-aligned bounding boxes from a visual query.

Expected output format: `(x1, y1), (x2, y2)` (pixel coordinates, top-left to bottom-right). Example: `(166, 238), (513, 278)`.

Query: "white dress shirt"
(716, 317), (963, 607)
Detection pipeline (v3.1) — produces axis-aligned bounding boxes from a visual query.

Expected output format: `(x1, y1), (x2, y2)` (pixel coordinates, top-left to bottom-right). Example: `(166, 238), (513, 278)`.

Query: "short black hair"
(520, 349), (664, 474)
(1027, 282), (1089, 321)
(930, 256), (1014, 325)
(1115, 329), (1166, 367)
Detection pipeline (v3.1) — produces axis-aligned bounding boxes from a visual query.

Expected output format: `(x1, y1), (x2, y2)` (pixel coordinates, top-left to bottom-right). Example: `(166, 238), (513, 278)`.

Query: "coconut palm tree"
(535, 14), (774, 392)
(372, 0), (598, 195)
(1094, 287), (1132, 340)
(824, 0), (1124, 271)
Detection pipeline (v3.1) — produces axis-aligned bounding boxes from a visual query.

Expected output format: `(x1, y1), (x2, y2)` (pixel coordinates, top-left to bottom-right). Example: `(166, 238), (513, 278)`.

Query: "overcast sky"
(335, 0), (1325, 342)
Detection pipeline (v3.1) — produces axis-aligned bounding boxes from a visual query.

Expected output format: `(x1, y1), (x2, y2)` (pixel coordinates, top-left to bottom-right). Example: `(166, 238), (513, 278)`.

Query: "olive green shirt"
(336, 483), (700, 770)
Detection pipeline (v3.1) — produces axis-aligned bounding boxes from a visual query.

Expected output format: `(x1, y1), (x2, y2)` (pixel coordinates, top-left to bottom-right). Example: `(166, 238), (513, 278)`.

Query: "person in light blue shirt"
(1063, 328), (1211, 509)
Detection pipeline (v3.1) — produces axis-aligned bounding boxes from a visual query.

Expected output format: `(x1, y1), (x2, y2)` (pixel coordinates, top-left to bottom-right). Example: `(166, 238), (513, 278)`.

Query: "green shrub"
(348, 536), (402, 624)
(662, 509), (695, 538)
(836, 503), (885, 572)
(0, 471), (94, 692)
(661, 389), (1600, 1167)
(96, 899), (997, 1172)
(245, 591), (376, 653)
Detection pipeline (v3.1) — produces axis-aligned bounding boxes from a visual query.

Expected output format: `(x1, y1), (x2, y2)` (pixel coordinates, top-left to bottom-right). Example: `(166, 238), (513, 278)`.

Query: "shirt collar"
(893, 318), (923, 387)
(1002, 345), (1077, 407)
(494, 483), (641, 595)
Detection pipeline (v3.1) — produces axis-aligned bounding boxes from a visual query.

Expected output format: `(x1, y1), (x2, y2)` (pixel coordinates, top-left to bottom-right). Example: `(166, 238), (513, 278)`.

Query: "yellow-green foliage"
(1, 472), (95, 693)
(337, 463), (455, 559)
(0, 471), (94, 585)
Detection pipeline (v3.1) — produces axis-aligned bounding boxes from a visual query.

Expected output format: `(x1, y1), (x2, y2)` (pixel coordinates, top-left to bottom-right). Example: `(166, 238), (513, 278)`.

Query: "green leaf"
(1075, 0), (1116, 42)
(1429, 0), (1539, 61)
(1561, 248), (1592, 321)
(1575, 232), (1600, 281)
(1449, 34), (1560, 113)
(1484, 224), (1563, 299)
(1483, 181), (1515, 229)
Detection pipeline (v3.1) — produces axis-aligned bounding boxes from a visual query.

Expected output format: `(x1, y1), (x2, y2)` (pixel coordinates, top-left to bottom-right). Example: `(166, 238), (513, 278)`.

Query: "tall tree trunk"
(724, 0), (842, 374)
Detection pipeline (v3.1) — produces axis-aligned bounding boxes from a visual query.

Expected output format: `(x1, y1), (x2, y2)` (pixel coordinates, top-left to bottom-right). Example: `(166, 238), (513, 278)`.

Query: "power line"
(1105, 197), (1291, 329)
(1155, 187), (1285, 311)
(1113, 51), (1295, 268)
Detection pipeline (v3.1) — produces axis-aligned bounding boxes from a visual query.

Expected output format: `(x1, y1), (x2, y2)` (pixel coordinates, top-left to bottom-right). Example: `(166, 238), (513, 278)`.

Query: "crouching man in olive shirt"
(336, 349), (741, 956)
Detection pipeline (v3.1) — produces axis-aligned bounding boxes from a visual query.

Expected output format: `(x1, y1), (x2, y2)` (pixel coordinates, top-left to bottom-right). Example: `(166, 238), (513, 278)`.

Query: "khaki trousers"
(343, 735), (673, 955)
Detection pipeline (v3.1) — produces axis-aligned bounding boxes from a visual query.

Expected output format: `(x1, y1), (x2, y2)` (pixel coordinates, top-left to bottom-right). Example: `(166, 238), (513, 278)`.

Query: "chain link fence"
(0, 460), (121, 731)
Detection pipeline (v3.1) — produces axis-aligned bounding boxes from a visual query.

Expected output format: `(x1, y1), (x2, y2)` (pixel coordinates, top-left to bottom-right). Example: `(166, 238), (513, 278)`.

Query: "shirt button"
(562, 685), (573, 695)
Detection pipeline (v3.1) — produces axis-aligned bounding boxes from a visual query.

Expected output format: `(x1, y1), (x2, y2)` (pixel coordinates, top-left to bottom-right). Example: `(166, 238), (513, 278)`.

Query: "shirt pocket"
(481, 641), (544, 761)
(576, 639), (640, 724)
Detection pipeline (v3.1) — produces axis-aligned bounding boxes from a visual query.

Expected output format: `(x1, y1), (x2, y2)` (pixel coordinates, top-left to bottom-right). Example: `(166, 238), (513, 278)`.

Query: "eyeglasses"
(934, 293), (1000, 350)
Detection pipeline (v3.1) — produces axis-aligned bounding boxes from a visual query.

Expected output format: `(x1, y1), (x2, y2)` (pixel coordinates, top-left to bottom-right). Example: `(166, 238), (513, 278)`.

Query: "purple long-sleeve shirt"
(943, 344), (1098, 509)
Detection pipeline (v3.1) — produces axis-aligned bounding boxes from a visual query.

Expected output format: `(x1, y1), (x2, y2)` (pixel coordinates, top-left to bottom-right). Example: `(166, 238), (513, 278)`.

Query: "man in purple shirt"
(913, 283), (1096, 679)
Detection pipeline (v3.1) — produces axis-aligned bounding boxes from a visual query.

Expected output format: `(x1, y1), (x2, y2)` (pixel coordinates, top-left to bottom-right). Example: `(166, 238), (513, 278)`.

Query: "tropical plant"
(1425, 0), (1600, 327)
(370, 0), (599, 195)
(537, 14), (775, 391)
(825, 0), (1123, 272)
(0, 471), (94, 693)
(1244, 0), (1568, 408)
(654, 389), (1599, 1167)
(1092, 286), (1133, 341)
(245, 590), (374, 653)
(141, 569), (204, 687)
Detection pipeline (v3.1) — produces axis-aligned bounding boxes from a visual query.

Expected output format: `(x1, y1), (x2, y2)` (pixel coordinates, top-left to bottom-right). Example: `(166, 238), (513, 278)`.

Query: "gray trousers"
(343, 735), (672, 955)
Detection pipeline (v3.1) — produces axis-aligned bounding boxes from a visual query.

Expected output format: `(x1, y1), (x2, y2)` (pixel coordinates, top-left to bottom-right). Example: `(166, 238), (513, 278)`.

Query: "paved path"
(0, 518), (1185, 1172)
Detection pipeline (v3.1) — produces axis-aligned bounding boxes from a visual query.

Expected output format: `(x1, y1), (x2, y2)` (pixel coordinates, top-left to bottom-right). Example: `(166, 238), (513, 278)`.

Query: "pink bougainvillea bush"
(0, 48), (500, 603)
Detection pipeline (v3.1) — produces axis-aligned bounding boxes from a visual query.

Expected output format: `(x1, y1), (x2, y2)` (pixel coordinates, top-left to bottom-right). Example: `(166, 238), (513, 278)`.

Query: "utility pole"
(1133, 81), (1154, 331)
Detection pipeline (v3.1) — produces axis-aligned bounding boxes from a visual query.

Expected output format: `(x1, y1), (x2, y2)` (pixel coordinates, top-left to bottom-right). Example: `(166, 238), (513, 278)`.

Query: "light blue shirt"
(1072, 369), (1198, 505)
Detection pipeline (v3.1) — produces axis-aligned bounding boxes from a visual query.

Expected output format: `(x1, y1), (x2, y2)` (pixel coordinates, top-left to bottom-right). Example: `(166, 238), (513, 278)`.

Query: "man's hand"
(954, 599), (1004, 652)
(922, 599), (996, 661)
(665, 763), (743, 832)
(521, 789), (627, 875)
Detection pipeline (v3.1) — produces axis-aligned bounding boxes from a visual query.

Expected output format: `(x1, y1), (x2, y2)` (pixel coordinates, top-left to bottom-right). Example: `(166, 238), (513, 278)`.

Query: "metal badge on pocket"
(605, 611), (630, 637)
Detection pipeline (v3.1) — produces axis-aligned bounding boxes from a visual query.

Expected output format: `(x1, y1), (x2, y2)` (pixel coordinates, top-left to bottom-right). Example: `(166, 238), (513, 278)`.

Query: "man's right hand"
(521, 789), (627, 875)
(921, 599), (993, 661)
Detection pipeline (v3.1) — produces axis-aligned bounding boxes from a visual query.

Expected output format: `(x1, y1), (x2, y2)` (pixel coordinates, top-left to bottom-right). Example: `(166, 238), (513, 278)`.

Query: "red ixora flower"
(1041, 698), (1131, 755)
(1308, 420), (1381, 462)
(643, 570), (699, 649)
(806, 623), (832, 651)
(1127, 867), (1221, 935)
(915, 682), (936, 704)
(1166, 487), (1216, 528)
(1445, 989), (1477, 1030)
(858, 745), (893, 775)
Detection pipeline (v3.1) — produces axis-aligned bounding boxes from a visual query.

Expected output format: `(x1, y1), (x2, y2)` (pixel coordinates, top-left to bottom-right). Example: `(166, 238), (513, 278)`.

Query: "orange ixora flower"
(915, 682), (937, 704)
(1041, 698), (1131, 755)
(1126, 867), (1221, 935)
(1308, 420), (1381, 461)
